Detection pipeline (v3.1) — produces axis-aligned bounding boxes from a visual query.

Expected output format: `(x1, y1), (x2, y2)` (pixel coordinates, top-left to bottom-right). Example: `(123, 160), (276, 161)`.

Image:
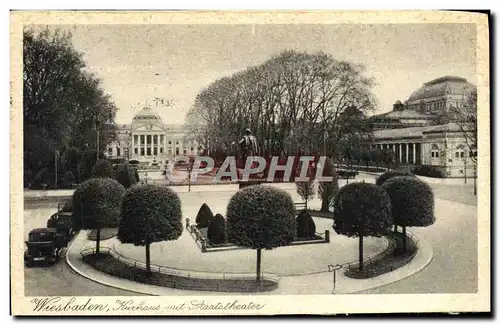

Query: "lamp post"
(473, 163), (477, 195)
(463, 158), (467, 184)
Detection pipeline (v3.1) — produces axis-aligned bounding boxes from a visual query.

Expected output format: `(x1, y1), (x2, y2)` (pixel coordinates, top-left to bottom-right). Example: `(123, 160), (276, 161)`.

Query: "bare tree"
(449, 90), (477, 163)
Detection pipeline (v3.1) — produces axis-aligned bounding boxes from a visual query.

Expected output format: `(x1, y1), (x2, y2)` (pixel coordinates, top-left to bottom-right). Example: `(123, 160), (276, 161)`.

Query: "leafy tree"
(93, 159), (113, 178)
(333, 182), (392, 270)
(375, 170), (416, 186)
(448, 90), (477, 163)
(195, 203), (214, 228)
(207, 214), (227, 245)
(23, 28), (117, 186)
(296, 180), (315, 210)
(382, 176), (435, 252)
(114, 163), (139, 188)
(72, 178), (125, 254)
(227, 185), (296, 281)
(318, 158), (338, 212)
(296, 210), (316, 238)
(118, 185), (183, 274)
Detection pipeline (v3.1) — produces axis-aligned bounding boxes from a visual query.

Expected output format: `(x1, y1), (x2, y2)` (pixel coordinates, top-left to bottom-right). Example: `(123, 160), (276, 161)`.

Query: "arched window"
(455, 144), (465, 159)
(431, 144), (439, 158)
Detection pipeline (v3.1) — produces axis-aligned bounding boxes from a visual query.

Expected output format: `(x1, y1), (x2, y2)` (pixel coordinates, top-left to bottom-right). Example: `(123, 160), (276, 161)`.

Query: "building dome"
(407, 76), (476, 103)
(132, 107), (162, 122)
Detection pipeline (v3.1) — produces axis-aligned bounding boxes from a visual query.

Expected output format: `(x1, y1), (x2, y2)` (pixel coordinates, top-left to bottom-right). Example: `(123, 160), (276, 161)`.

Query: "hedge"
(93, 159), (114, 178)
(412, 165), (446, 178)
(114, 163), (139, 188)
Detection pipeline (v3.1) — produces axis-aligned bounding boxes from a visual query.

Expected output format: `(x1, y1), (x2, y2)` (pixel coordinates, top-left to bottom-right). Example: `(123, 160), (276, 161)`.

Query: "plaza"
(23, 172), (478, 296)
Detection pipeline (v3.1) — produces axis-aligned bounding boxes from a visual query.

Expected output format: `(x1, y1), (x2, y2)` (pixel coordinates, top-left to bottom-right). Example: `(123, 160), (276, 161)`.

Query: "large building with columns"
(368, 76), (477, 178)
(105, 107), (198, 167)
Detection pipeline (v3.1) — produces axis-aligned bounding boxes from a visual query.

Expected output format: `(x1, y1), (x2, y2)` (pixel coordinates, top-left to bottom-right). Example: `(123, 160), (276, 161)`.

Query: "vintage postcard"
(10, 10), (490, 315)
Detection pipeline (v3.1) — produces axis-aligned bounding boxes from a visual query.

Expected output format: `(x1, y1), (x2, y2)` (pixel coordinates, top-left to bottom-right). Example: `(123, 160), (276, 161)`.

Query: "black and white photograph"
(10, 10), (490, 315)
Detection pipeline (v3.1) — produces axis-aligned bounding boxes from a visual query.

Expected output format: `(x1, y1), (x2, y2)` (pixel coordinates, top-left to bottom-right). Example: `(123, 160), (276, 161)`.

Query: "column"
(399, 143), (402, 163)
(405, 143), (409, 164)
(141, 134), (145, 156)
(392, 143), (396, 153)
(155, 134), (159, 156)
(413, 143), (417, 164)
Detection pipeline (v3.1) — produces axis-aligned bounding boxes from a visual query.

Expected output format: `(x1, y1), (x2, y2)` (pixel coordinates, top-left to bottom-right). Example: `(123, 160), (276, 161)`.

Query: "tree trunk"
(320, 189), (330, 212)
(256, 249), (262, 281)
(359, 235), (364, 271)
(403, 226), (407, 253)
(95, 227), (101, 254)
(146, 243), (151, 274)
(394, 224), (398, 233)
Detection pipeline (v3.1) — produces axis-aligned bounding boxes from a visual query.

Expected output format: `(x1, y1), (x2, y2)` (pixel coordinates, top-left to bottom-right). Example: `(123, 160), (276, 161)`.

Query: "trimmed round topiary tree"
(195, 203), (214, 228)
(93, 159), (114, 178)
(118, 184), (183, 274)
(72, 177), (126, 254)
(333, 182), (393, 270)
(375, 170), (416, 186)
(296, 210), (316, 239)
(114, 163), (139, 188)
(382, 176), (435, 252)
(227, 185), (296, 281)
(207, 213), (227, 245)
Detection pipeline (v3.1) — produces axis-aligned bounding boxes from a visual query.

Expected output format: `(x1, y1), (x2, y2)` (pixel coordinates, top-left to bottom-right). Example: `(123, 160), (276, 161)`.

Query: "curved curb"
(350, 230), (434, 294)
(65, 233), (159, 296)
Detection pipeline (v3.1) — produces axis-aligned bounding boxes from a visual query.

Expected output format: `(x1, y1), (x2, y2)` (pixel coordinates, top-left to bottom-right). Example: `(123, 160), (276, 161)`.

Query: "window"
(147, 135), (151, 144)
(108, 148), (113, 156)
(176, 148), (179, 155)
(168, 141), (171, 145)
(183, 149), (187, 154)
(147, 148), (151, 156)
(134, 135), (138, 144)
(469, 146), (477, 159)
(160, 135), (164, 144)
(455, 145), (465, 159)
(176, 141), (179, 145)
(431, 144), (439, 158)
(134, 148), (138, 154)
(140, 148), (145, 156)
(117, 148), (121, 157)
(168, 149), (172, 155)
(160, 147), (163, 154)
(153, 147), (157, 156)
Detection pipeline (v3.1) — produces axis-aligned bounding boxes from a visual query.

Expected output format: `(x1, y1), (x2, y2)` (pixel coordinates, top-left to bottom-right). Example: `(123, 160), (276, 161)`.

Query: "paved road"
(23, 175), (478, 296)
(23, 201), (140, 296)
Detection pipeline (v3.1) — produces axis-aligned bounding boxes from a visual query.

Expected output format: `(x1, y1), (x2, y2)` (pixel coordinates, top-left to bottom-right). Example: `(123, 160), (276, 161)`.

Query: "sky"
(47, 23), (476, 124)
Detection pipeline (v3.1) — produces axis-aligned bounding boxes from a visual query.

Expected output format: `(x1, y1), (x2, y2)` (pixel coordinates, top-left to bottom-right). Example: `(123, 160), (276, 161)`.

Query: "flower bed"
(187, 223), (330, 253)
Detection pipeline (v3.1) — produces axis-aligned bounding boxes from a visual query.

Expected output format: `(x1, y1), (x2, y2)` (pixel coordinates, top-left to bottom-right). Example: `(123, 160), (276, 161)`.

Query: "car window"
(29, 232), (53, 242)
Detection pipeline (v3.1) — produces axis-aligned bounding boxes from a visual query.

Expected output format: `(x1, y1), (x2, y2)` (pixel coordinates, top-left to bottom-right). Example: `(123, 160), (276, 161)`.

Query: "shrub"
(207, 214), (227, 245)
(296, 210), (316, 238)
(62, 171), (75, 188)
(118, 185), (183, 273)
(114, 163), (139, 188)
(129, 160), (139, 164)
(318, 158), (339, 212)
(337, 170), (359, 179)
(376, 170), (416, 186)
(195, 203), (214, 228)
(382, 176), (435, 251)
(227, 185), (296, 280)
(72, 178), (126, 253)
(93, 159), (114, 178)
(412, 165), (446, 178)
(333, 182), (393, 270)
(109, 158), (126, 165)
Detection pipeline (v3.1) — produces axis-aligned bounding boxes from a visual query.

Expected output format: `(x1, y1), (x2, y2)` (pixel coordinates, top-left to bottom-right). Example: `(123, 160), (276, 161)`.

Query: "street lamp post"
(463, 159), (467, 184)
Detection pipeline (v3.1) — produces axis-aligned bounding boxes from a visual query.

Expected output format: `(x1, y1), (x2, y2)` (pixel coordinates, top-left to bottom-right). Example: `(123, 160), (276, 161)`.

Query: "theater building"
(368, 76), (477, 178)
(105, 106), (198, 167)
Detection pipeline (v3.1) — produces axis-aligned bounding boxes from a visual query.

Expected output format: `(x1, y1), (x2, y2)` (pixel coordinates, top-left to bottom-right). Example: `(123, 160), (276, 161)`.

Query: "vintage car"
(46, 209), (75, 242)
(24, 228), (67, 266)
